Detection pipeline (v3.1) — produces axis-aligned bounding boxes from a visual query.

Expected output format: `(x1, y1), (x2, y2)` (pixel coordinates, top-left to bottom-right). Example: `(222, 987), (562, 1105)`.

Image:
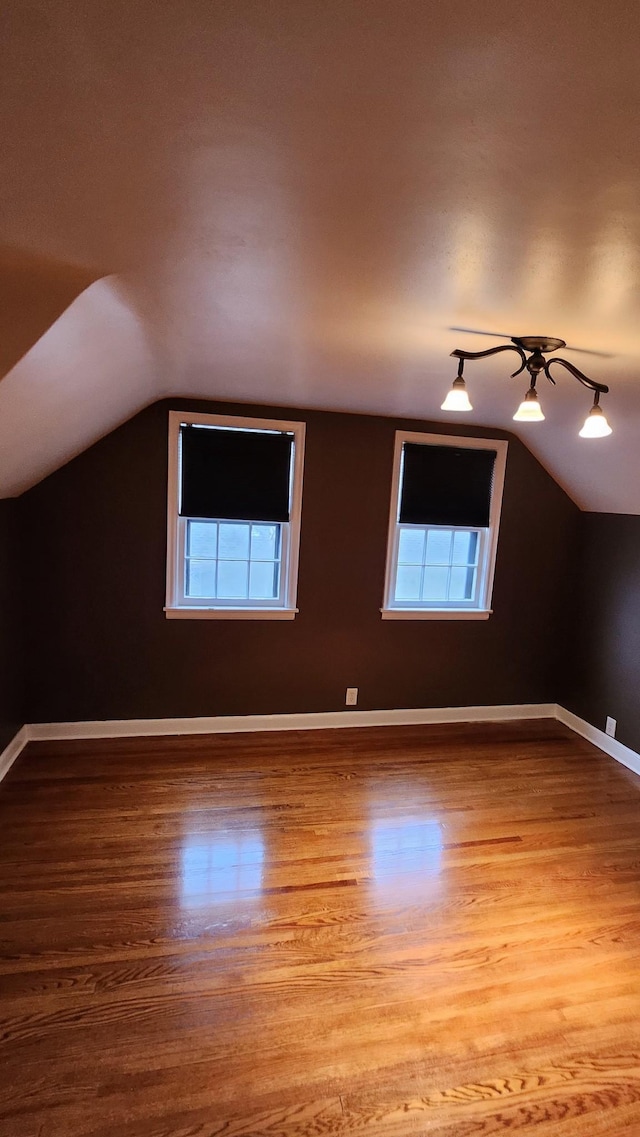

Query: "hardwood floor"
(2, 720), (640, 1135)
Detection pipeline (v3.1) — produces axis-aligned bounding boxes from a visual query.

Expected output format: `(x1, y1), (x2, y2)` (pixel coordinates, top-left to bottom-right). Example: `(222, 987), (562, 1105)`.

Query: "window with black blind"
(382, 432), (508, 619)
(166, 412), (305, 618)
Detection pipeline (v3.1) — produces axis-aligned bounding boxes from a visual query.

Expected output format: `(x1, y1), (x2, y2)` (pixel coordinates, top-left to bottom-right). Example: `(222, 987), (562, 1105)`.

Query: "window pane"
(452, 530), (478, 565)
(398, 528), (425, 564)
(449, 566), (476, 601)
(218, 523), (250, 560)
(188, 521), (218, 558)
(249, 560), (279, 599)
(187, 559), (217, 598)
(217, 560), (248, 598)
(425, 529), (452, 564)
(422, 566), (449, 600)
(395, 565), (422, 601)
(250, 524), (279, 561)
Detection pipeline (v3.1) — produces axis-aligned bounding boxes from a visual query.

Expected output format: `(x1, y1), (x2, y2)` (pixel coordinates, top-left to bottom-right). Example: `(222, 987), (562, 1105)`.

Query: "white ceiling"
(1, 0), (640, 511)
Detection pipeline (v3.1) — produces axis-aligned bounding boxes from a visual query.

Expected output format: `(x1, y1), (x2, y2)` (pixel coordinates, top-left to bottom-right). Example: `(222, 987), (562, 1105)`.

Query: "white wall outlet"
(606, 716), (617, 737)
(346, 687), (358, 706)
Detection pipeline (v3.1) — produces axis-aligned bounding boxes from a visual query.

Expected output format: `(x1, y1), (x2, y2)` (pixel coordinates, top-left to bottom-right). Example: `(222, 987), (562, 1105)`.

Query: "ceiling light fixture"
(440, 372), (473, 412)
(513, 386), (545, 422)
(578, 396), (613, 438)
(442, 336), (612, 438)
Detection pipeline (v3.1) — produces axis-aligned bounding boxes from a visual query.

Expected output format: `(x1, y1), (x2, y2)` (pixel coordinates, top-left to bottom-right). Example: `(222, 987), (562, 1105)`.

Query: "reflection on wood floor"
(2, 719), (640, 1135)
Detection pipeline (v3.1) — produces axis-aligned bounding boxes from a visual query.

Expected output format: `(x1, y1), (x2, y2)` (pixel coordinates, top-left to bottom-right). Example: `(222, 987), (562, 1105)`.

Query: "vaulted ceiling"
(1, 0), (640, 511)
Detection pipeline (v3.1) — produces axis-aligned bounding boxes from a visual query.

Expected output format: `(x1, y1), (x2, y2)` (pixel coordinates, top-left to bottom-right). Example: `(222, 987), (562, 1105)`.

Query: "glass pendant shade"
(513, 387), (545, 422)
(441, 376), (472, 412)
(579, 404), (612, 438)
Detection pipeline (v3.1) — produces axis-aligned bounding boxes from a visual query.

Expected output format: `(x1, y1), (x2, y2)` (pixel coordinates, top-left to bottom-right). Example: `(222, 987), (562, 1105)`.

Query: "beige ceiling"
(1, 0), (640, 511)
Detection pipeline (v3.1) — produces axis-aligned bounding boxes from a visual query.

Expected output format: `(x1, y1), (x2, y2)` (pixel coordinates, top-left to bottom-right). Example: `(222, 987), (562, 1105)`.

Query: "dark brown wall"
(0, 499), (24, 749)
(21, 399), (580, 725)
(563, 513), (640, 753)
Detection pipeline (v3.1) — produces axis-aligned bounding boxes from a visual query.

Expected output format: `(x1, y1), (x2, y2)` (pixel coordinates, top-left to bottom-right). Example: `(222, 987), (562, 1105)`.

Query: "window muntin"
(185, 520), (284, 604)
(393, 525), (482, 607)
(383, 432), (507, 618)
(166, 412), (305, 618)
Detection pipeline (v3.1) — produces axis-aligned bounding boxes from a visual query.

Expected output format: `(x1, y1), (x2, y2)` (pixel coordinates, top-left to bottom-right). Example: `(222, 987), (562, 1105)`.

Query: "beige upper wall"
(1, 0), (639, 509)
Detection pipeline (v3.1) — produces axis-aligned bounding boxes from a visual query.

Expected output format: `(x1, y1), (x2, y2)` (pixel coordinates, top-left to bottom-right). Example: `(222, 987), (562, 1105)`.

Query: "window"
(166, 412), (305, 619)
(382, 432), (507, 620)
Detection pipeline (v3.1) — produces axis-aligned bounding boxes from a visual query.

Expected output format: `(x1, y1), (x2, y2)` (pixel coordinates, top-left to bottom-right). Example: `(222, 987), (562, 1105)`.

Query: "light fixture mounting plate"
(512, 335), (566, 353)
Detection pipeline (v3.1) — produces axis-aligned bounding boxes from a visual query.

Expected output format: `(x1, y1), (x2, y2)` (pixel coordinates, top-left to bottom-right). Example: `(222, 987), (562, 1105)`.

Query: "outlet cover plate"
(606, 716), (617, 737)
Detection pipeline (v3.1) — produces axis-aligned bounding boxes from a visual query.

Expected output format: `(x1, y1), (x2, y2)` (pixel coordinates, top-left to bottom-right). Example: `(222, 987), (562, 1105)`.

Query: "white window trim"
(381, 431), (508, 621)
(165, 411), (305, 619)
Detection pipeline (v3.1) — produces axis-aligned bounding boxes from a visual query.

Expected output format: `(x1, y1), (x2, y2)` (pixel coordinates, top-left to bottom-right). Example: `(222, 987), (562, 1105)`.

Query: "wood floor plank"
(2, 720), (640, 1134)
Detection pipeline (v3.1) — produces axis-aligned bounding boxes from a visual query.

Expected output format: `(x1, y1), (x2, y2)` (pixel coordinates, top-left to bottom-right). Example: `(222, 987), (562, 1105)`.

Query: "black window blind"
(180, 425), (293, 522)
(399, 443), (497, 528)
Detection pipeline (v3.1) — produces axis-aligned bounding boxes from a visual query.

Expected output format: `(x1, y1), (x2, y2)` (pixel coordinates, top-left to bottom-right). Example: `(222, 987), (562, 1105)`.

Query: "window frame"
(381, 431), (508, 621)
(165, 411), (305, 620)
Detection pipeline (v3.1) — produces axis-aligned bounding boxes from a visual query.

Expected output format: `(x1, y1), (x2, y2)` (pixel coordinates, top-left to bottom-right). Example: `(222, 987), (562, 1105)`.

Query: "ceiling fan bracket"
(512, 335), (566, 354)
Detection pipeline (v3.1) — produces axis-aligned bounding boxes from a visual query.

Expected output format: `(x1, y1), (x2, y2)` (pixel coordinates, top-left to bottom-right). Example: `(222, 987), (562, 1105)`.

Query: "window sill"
(381, 608), (492, 621)
(165, 607), (298, 621)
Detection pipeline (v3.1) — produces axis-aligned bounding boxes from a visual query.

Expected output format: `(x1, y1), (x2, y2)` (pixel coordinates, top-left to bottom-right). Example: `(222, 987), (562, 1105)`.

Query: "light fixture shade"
(441, 377), (472, 412)
(513, 388), (545, 422)
(579, 404), (612, 438)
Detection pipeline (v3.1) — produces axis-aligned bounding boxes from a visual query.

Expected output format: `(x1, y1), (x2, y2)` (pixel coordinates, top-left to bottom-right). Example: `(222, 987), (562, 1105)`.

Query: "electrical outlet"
(606, 716), (617, 737)
(346, 687), (358, 706)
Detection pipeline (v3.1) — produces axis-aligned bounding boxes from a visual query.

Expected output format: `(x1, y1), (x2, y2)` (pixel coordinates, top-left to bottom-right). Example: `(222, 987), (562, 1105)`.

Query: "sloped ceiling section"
(0, 0), (639, 511)
(0, 247), (99, 380)
(0, 278), (158, 496)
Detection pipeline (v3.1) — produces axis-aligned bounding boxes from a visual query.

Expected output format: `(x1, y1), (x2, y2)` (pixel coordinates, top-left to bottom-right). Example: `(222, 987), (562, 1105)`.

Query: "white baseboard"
(0, 725), (29, 783)
(2, 703), (639, 785)
(1, 703), (555, 785)
(27, 703), (557, 742)
(555, 705), (640, 777)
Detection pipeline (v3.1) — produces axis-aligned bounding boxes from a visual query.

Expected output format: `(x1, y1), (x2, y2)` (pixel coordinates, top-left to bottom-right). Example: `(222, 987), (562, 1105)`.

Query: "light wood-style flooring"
(2, 720), (640, 1135)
